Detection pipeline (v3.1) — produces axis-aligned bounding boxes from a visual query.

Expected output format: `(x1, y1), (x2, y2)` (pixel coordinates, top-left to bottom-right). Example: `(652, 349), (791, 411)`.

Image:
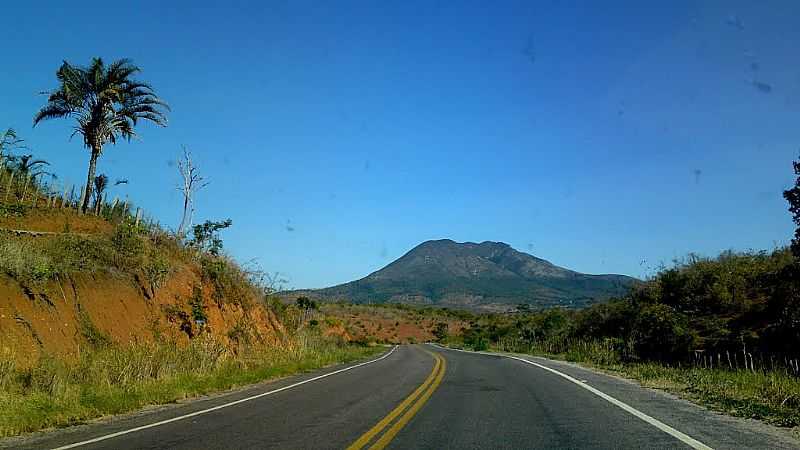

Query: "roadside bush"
(111, 221), (145, 266)
(147, 227), (186, 260)
(200, 256), (252, 308)
(227, 321), (252, 347)
(190, 219), (232, 256)
(0, 203), (28, 218)
(0, 237), (54, 283)
(629, 303), (696, 361)
(144, 253), (171, 297)
(46, 234), (115, 273)
(432, 322), (449, 341)
(77, 311), (113, 349)
(162, 304), (193, 338)
(189, 285), (207, 323)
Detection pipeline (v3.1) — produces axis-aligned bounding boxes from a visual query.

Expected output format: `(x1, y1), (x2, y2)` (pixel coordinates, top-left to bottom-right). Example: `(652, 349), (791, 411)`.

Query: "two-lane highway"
(5, 345), (799, 449)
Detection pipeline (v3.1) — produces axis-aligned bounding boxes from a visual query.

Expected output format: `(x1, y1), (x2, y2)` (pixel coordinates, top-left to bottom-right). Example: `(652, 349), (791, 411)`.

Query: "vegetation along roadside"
(0, 57), (382, 438)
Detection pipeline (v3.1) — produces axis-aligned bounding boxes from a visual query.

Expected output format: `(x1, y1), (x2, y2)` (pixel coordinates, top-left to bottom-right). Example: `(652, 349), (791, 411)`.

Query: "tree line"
(455, 158), (800, 371)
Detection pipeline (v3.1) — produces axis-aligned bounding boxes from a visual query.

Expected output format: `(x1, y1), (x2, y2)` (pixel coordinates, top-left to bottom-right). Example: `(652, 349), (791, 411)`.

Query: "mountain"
(290, 240), (639, 311)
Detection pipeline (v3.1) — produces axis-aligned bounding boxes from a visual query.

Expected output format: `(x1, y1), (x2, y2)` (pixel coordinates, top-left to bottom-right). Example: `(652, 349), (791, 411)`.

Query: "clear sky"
(2, 1), (799, 288)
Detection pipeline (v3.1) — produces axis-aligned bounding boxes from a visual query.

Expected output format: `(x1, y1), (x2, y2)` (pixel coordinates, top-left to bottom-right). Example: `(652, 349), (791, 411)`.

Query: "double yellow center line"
(347, 349), (446, 450)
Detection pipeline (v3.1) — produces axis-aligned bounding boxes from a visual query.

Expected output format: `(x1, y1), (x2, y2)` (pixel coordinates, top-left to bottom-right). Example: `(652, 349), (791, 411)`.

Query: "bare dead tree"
(176, 146), (209, 238)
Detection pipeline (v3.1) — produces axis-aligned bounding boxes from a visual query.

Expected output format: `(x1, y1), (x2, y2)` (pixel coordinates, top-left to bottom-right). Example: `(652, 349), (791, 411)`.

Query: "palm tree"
(13, 154), (54, 180)
(0, 128), (25, 166)
(33, 58), (169, 212)
(93, 174), (109, 214)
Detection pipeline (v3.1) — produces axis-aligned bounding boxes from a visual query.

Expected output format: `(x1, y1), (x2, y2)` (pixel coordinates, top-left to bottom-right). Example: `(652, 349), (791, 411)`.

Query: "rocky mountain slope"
(290, 239), (638, 311)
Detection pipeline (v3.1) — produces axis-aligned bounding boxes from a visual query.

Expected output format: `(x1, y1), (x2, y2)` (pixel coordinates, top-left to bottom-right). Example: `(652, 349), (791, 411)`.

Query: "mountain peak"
(293, 239), (639, 311)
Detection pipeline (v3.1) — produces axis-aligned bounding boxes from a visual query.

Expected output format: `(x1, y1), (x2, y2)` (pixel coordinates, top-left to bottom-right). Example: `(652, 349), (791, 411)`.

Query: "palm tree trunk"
(82, 147), (100, 213)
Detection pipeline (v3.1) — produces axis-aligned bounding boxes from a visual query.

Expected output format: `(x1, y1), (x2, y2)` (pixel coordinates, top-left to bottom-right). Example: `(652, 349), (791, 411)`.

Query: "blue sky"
(2, 1), (799, 288)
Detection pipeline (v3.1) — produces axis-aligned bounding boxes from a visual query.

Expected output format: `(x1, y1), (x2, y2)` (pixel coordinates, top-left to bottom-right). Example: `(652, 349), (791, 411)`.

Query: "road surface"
(4, 345), (798, 449)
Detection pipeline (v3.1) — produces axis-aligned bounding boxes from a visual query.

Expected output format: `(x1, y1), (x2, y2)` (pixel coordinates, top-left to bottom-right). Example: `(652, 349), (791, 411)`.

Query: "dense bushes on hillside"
(458, 248), (800, 366)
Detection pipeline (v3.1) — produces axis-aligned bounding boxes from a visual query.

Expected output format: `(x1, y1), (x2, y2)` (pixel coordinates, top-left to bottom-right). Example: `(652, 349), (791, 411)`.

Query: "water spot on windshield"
(726, 14), (744, 30)
(752, 81), (772, 94)
(522, 34), (536, 64)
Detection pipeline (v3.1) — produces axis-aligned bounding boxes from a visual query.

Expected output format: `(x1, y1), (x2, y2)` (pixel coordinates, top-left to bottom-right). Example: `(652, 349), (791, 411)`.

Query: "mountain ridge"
(288, 239), (638, 311)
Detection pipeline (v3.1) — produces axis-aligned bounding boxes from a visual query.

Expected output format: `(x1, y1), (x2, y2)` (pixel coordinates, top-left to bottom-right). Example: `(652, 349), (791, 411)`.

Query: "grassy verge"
(0, 334), (383, 437)
(609, 363), (800, 427)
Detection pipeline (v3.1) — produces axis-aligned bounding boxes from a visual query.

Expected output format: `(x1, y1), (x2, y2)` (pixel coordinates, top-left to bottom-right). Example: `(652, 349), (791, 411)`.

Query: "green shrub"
(630, 304), (696, 361)
(78, 311), (112, 349)
(200, 256), (252, 308)
(162, 304), (193, 338)
(111, 221), (145, 266)
(46, 234), (114, 273)
(189, 285), (207, 323)
(144, 253), (171, 297)
(0, 237), (55, 283)
(0, 203), (28, 218)
(227, 321), (251, 346)
(190, 219), (232, 256)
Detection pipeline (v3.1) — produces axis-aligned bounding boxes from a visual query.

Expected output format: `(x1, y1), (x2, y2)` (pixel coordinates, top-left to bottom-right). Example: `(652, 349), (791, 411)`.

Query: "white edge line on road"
(51, 346), (398, 450)
(431, 344), (713, 450)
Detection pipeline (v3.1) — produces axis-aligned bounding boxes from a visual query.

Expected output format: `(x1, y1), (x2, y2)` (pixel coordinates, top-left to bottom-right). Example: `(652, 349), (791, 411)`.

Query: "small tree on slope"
(784, 155), (800, 259)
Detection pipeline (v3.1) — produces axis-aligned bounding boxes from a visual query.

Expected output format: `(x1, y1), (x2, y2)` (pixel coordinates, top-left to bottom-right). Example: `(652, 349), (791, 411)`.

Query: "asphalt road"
(5, 345), (799, 450)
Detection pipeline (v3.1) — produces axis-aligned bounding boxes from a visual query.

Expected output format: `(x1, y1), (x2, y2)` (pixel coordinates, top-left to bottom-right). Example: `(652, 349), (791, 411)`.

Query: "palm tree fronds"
(34, 57), (168, 145)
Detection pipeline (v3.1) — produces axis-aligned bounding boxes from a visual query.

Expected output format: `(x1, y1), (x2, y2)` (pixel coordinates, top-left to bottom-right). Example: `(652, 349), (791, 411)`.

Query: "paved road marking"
(369, 350), (446, 450)
(434, 345), (713, 450)
(347, 350), (442, 450)
(51, 346), (398, 450)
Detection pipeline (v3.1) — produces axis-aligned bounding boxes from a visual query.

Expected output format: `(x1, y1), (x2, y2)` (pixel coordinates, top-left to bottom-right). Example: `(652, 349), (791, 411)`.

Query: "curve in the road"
(348, 349), (445, 450)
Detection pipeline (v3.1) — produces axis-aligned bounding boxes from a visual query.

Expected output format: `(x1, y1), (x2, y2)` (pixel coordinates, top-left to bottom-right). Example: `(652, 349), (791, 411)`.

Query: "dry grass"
(0, 332), (381, 437)
(616, 363), (800, 427)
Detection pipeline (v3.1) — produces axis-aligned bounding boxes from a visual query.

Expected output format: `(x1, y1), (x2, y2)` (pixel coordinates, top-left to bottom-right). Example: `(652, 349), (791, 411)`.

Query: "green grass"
(611, 363), (800, 427)
(0, 334), (383, 437)
(476, 339), (800, 428)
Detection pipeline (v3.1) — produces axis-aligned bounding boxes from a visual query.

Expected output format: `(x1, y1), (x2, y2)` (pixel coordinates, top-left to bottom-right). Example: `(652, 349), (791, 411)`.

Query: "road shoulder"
(433, 345), (800, 450)
(0, 346), (395, 450)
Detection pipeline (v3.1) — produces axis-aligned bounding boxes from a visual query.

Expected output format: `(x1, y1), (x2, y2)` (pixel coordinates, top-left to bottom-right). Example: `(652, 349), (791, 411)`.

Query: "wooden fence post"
(61, 186), (69, 208)
(20, 175), (30, 204)
(4, 172), (14, 202)
(135, 208), (142, 227)
(78, 186), (86, 215)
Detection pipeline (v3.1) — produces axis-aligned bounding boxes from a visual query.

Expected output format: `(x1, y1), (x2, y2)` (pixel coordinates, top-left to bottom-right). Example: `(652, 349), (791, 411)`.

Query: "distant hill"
(287, 239), (639, 311)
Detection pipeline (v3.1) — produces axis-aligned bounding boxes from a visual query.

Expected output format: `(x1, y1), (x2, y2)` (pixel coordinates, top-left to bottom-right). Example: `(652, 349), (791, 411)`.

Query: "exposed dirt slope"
(319, 303), (468, 344)
(0, 266), (283, 365)
(0, 207), (283, 365)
